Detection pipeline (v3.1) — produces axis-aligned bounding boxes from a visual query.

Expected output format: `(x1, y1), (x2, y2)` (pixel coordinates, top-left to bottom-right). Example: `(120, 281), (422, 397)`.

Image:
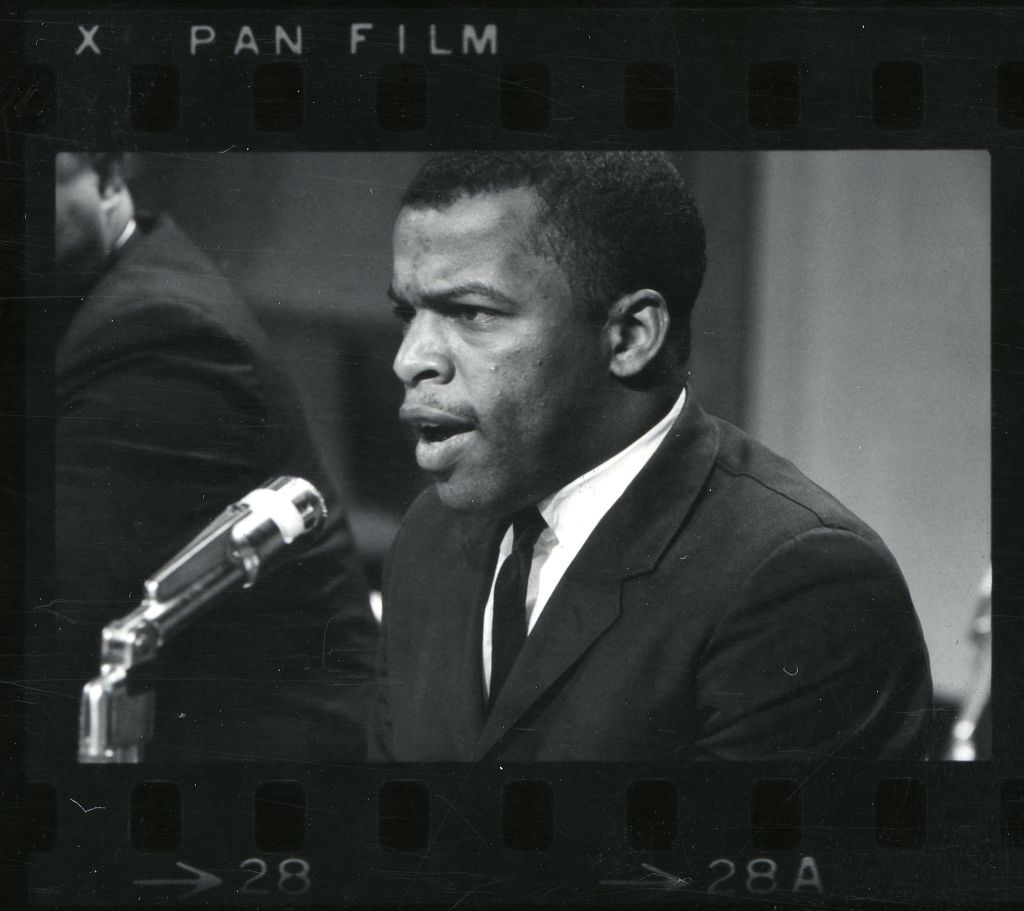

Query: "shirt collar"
(111, 217), (137, 254)
(537, 385), (687, 553)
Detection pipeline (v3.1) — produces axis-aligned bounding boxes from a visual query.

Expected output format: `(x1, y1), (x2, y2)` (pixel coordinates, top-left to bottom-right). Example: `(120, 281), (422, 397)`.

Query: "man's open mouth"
(400, 406), (478, 471)
(417, 423), (469, 444)
(400, 405), (476, 440)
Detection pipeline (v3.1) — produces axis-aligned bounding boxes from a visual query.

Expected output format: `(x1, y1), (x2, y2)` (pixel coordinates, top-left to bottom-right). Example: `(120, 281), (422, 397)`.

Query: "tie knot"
(511, 506), (546, 552)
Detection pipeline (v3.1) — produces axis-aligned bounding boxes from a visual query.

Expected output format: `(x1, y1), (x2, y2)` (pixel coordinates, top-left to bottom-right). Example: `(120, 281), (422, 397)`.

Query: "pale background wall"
(742, 151), (990, 702)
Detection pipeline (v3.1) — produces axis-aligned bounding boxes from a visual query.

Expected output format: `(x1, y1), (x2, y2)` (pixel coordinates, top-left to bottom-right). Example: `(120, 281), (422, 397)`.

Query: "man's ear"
(97, 166), (127, 209)
(605, 289), (671, 378)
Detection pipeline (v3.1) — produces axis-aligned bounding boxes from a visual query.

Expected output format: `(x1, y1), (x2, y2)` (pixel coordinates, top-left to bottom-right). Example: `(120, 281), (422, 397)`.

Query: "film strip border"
(16, 762), (1024, 904)
(8, 57), (1009, 135)
(22, 773), (966, 855)
(6, 7), (1024, 908)
(8, 8), (1024, 147)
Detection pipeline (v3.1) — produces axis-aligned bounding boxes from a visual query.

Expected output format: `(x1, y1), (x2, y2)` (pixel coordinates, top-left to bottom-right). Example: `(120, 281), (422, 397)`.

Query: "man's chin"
(433, 480), (485, 515)
(431, 473), (547, 520)
(432, 476), (510, 518)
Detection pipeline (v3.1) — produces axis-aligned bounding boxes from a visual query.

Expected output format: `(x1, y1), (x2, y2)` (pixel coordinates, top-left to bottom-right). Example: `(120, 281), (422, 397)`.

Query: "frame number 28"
(239, 857), (312, 895)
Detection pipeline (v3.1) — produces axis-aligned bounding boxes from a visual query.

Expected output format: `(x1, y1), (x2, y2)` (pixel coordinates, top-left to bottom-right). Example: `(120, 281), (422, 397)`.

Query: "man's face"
(55, 154), (106, 277)
(390, 187), (616, 517)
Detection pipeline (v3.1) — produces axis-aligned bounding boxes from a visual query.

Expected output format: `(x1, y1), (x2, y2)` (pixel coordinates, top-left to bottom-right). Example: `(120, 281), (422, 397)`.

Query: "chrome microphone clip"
(77, 476), (326, 764)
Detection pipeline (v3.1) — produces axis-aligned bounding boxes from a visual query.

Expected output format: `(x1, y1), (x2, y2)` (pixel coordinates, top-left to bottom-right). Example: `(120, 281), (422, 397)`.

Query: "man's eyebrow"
(388, 282), (519, 309)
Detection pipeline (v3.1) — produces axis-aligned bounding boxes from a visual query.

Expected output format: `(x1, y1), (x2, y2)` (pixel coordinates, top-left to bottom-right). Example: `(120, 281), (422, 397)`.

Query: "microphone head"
(143, 476), (328, 606)
(230, 477), (327, 583)
(245, 476), (328, 543)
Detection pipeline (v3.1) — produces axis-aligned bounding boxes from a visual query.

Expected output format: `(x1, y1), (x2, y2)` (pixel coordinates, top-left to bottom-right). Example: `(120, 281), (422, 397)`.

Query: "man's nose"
(393, 312), (453, 386)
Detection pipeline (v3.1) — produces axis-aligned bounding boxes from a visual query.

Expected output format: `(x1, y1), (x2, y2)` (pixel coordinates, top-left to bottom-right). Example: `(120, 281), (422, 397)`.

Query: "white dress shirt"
(481, 386), (687, 695)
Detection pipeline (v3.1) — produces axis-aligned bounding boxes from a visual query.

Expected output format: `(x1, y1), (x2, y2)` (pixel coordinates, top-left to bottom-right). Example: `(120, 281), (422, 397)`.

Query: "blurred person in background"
(39, 152), (376, 763)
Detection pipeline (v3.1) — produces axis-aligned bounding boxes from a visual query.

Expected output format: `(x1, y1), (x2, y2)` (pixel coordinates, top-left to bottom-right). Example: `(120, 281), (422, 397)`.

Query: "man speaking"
(371, 151), (932, 762)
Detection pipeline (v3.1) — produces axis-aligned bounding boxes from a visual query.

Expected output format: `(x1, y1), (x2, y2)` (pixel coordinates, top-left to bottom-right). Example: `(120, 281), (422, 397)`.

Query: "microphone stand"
(77, 477), (326, 764)
(945, 564), (992, 761)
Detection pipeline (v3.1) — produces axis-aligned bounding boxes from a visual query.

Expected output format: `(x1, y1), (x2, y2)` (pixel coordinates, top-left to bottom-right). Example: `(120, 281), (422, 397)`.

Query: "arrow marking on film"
(599, 863), (691, 890)
(134, 862), (223, 898)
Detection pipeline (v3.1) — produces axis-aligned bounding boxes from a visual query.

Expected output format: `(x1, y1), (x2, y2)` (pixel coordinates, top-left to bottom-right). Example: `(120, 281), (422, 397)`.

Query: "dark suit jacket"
(371, 392), (932, 762)
(38, 214), (376, 763)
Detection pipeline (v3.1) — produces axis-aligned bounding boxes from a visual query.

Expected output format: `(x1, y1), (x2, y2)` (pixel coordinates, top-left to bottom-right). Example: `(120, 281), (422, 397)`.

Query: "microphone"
(78, 476), (326, 763)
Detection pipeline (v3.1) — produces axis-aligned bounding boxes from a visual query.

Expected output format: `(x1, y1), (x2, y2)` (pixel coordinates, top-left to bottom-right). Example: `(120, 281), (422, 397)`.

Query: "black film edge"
(7, 5), (1023, 911)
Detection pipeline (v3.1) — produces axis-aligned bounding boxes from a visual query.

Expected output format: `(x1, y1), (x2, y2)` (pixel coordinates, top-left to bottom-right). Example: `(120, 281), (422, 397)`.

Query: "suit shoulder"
(69, 217), (252, 343)
(712, 417), (880, 528)
(708, 416), (882, 544)
(59, 218), (271, 372)
(105, 216), (240, 305)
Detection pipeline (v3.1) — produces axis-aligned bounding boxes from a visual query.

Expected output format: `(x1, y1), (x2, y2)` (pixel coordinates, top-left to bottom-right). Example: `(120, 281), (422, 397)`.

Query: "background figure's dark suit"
(371, 392), (933, 762)
(45, 214), (375, 763)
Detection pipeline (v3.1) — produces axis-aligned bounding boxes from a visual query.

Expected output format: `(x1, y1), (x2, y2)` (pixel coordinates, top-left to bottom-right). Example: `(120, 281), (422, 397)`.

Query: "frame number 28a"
(708, 856), (822, 895)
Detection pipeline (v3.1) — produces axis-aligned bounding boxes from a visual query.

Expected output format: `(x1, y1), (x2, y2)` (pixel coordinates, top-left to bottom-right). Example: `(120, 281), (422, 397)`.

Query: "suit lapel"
(478, 565), (621, 754)
(476, 390), (722, 757)
(400, 512), (501, 759)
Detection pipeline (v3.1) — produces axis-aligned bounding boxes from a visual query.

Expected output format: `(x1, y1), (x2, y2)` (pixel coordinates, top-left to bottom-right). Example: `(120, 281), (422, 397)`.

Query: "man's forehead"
(390, 186), (573, 304)
(396, 185), (547, 245)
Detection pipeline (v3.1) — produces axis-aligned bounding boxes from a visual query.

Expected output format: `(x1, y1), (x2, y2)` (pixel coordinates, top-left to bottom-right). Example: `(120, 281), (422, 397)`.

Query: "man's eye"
(456, 306), (494, 323)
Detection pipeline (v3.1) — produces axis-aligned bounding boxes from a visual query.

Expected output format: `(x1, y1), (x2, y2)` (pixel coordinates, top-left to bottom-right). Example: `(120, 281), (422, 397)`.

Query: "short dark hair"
(60, 152), (129, 187)
(401, 151), (707, 363)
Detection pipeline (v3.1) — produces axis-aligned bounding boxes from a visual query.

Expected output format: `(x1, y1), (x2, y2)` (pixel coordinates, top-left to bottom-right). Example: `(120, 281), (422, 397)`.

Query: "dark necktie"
(489, 506), (547, 707)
